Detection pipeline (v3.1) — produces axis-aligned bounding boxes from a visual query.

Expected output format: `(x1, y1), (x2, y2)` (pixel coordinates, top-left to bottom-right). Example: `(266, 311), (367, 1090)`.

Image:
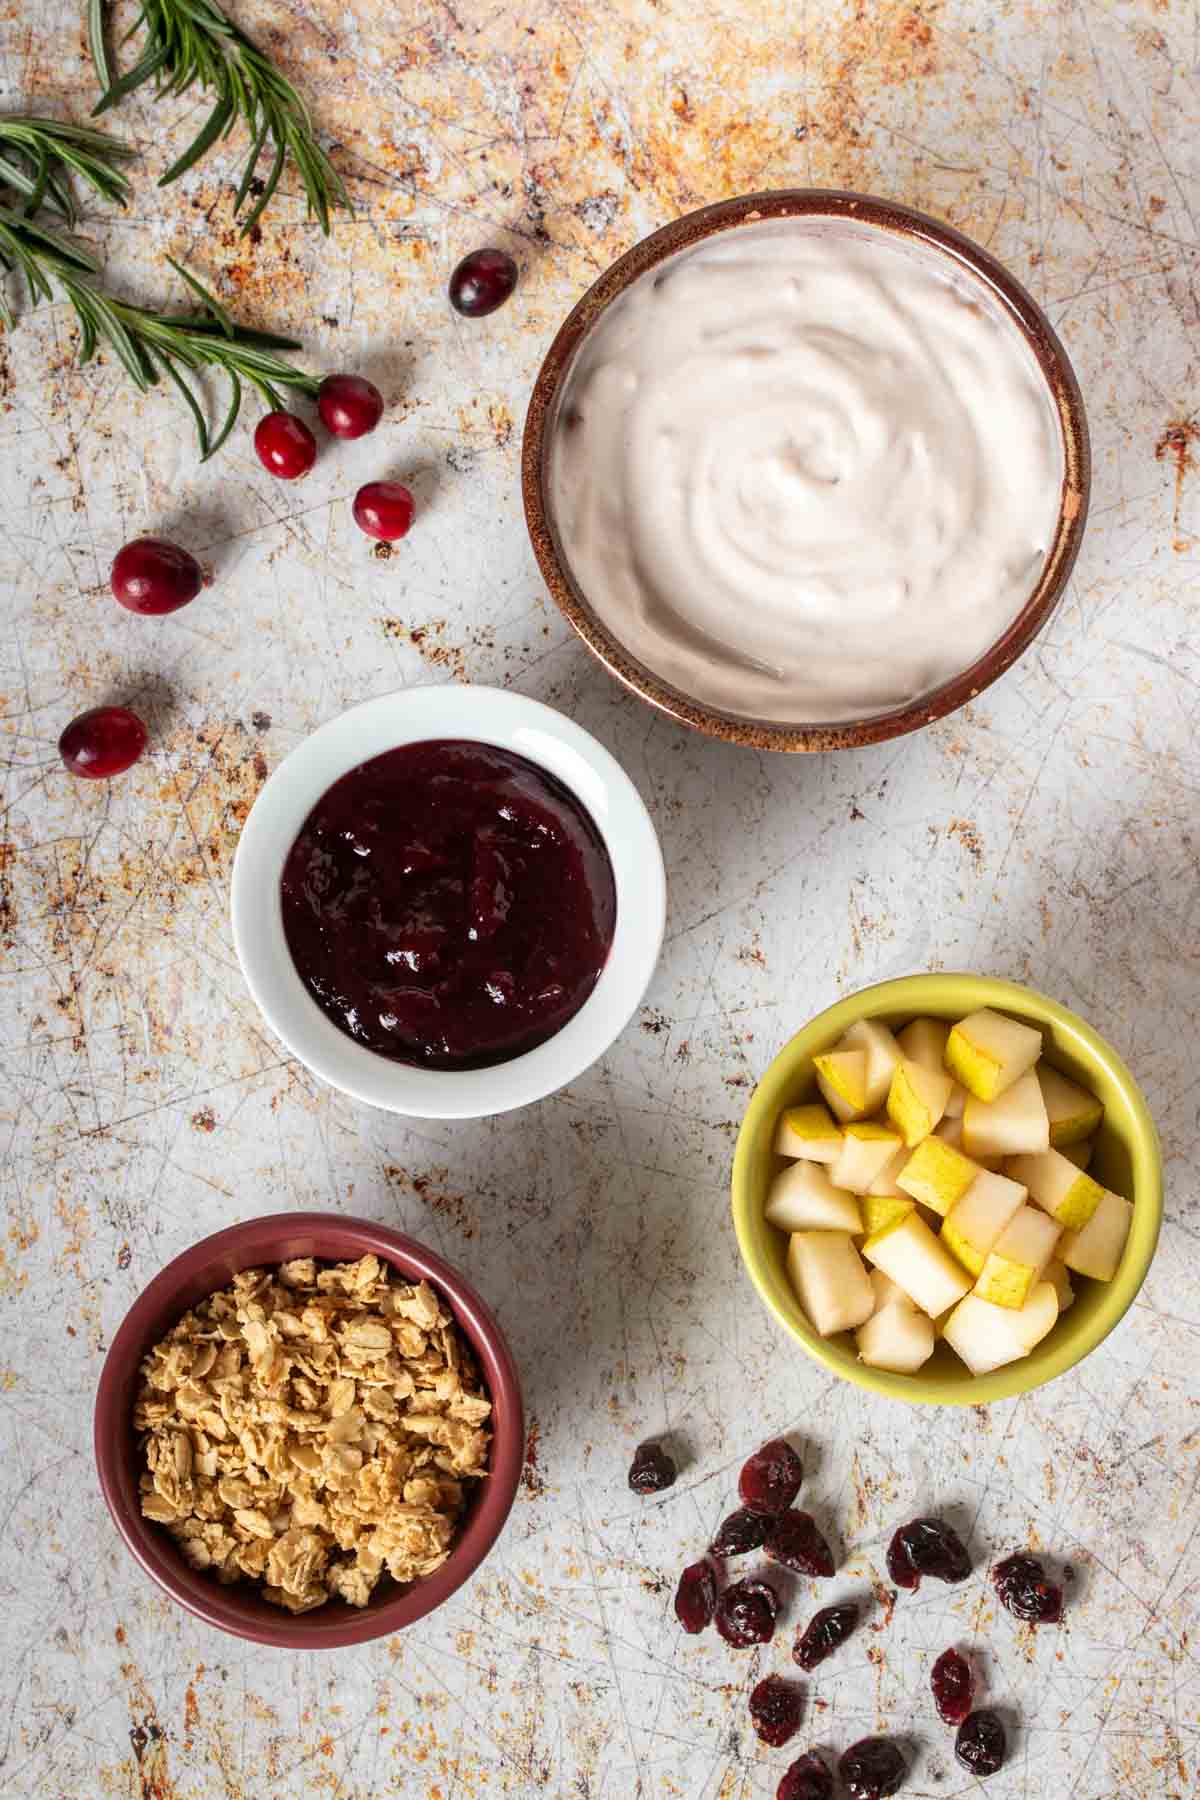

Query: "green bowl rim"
(730, 973), (1163, 1405)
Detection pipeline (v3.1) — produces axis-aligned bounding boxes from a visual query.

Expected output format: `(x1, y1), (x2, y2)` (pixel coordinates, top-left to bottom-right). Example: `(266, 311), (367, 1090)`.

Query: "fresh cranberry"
(317, 372), (384, 438)
(765, 1510), (835, 1578)
(955, 1709), (1006, 1776)
(59, 706), (147, 778)
(448, 247), (518, 317)
(793, 1601), (859, 1670)
(711, 1507), (769, 1557)
(714, 1576), (778, 1647)
(748, 1674), (803, 1748)
(628, 1442), (675, 1494)
(738, 1438), (803, 1514)
(887, 1517), (970, 1589)
(674, 1560), (716, 1634)
(352, 480), (414, 541)
(838, 1737), (908, 1799)
(777, 1754), (834, 1800)
(110, 537), (201, 614)
(254, 410), (317, 479)
(992, 1552), (1064, 1622)
(931, 1647), (974, 1724)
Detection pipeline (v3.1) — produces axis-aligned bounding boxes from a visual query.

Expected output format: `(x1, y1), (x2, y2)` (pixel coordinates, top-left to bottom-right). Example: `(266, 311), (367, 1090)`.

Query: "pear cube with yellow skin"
(766, 1162), (863, 1235)
(775, 1102), (843, 1165)
(1043, 1258), (1075, 1311)
(1037, 1064), (1104, 1148)
(862, 1210), (972, 1318)
(896, 1137), (981, 1217)
(840, 1018), (904, 1113)
(787, 1231), (875, 1338)
(937, 1113), (1000, 1170)
(856, 1300), (935, 1373)
(831, 1120), (904, 1195)
(1007, 1148), (1105, 1232)
(1059, 1188), (1133, 1283)
(814, 1049), (870, 1123)
(887, 1058), (954, 1148)
(973, 1204), (1061, 1309)
(962, 1070), (1049, 1159)
(941, 1281), (1059, 1376)
(945, 1008), (1043, 1102)
(896, 1016), (949, 1074)
(860, 1194), (915, 1237)
(867, 1144), (909, 1196)
(1060, 1138), (1094, 1171)
(940, 1170), (1027, 1278)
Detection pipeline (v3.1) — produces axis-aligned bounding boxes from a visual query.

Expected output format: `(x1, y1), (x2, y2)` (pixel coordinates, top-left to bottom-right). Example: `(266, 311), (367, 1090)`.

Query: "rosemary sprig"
(0, 116), (135, 223)
(0, 211), (318, 458)
(87, 0), (352, 234)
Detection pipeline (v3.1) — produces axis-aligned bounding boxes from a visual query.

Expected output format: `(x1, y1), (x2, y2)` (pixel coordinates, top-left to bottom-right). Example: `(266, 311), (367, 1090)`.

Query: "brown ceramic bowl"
(94, 1213), (523, 1648)
(523, 189), (1090, 751)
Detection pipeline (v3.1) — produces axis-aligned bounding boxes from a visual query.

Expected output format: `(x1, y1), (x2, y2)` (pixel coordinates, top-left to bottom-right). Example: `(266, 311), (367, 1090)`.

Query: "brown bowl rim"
(522, 187), (1091, 752)
(94, 1212), (524, 1648)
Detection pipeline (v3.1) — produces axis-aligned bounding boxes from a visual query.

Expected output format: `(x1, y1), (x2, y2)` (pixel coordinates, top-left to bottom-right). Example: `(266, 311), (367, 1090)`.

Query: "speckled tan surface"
(2, 2), (1199, 1795)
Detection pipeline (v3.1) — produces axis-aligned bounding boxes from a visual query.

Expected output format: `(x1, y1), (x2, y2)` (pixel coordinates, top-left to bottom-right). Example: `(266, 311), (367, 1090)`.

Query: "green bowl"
(731, 974), (1162, 1405)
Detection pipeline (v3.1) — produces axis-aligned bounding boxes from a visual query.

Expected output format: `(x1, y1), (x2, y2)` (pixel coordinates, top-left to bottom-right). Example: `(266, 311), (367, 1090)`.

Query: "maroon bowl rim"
(94, 1212), (524, 1648)
(522, 187), (1091, 752)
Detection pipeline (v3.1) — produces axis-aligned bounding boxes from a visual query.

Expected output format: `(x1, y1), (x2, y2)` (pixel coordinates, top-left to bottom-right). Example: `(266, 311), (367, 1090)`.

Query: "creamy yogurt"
(548, 217), (1067, 724)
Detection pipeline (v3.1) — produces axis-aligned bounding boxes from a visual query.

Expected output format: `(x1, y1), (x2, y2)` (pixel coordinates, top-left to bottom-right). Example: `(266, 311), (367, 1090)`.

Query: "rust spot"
(378, 615), (492, 682)
(0, 841), (15, 945)
(522, 1417), (546, 1498)
(641, 1008), (669, 1034)
(947, 817), (984, 866)
(191, 1107), (217, 1133)
(871, 1579), (896, 1631)
(1155, 418), (1199, 552)
(373, 541), (393, 560)
(383, 1164), (478, 1239)
(117, 1242), (131, 1270)
(115, 1624), (126, 1644)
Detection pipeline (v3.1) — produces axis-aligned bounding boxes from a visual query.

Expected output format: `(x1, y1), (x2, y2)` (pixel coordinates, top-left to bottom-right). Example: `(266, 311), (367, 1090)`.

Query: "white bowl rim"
(230, 685), (666, 1118)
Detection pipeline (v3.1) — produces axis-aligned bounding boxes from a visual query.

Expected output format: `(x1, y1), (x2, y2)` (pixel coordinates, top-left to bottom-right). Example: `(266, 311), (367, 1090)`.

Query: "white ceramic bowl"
(230, 686), (666, 1118)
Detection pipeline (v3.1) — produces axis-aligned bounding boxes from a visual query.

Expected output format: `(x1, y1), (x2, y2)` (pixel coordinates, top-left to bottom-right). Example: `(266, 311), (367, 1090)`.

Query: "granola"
(133, 1253), (492, 1612)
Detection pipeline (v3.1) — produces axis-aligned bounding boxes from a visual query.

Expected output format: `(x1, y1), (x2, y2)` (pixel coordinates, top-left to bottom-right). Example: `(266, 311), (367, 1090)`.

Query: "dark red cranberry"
(674, 1559), (716, 1634)
(992, 1552), (1063, 1622)
(777, 1754), (833, 1800)
(59, 706), (147, 778)
(888, 1517), (970, 1589)
(714, 1576), (778, 1647)
(711, 1507), (769, 1557)
(352, 480), (414, 541)
(317, 372), (384, 438)
(931, 1647), (974, 1724)
(838, 1737), (908, 1799)
(738, 1438), (803, 1514)
(793, 1601), (859, 1670)
(110, 537), (201, 614)
(748, 1674), (803, 1748)
(448, 247), (518, 317)
(765, 1510), (835, 1578)
(254, 410), (317, 479)
(628, 1441), (675, 1495)
(955, 1709), (1006, 1776)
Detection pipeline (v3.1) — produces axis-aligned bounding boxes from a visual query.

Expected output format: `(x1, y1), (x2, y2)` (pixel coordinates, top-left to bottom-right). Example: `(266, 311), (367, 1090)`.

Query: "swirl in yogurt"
(549, 219), (1067, 724)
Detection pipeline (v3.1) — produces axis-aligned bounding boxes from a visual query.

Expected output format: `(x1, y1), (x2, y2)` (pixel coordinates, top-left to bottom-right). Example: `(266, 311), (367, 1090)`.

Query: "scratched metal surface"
(1, 0), (1198, 1795)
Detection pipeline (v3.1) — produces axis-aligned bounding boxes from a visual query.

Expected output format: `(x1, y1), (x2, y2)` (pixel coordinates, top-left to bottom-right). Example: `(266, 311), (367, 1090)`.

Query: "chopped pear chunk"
(962, 1070), (1049, 1159)
(867, 1269), (910, 1316)
(787, 1231), (875, 1337)
(831, 1120), (904, 1194)
(896, 1137), (981, 1217)
(942, 1282), (1059, 1375)
(775, 1102), (844, 1164)
(1007, 1148), (1106, 1231)
(861, 1194), (915, 1237)
(896, 1016), (949, 1073)
(856, 1301), (935, 1373)
(1059, 1188), (1133, 1282)
(766, 1162), (863, 1234)
(887, 1058), (954, 1147)
(862, 1210), (972, 1317)
(946, 1007), (1043, 1102)
(866, 1145), (909, 1196)
(1037, 1064), (1104, 1147)
(841, 1018), (903, 1113)
(814, 1049), (870, 1122)
(1043, 1258), (1075, 1311)
(940, 1170), (1027, 1277)
(974, 1204), (1062, 1309)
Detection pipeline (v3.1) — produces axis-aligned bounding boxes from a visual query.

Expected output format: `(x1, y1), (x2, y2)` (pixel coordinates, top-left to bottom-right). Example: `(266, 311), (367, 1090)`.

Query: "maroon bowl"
(94, 1213), (523, 1648)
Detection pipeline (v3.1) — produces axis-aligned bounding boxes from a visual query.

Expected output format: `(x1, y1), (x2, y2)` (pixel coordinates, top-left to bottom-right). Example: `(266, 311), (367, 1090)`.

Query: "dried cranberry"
(888, 1517), (970, 1589)
(748, 1674), (803, 1747)
(628, 1441), (676, 1495)
(931, 1647), (974, 1725)
(777, 1754), (833, 1800)
(793, 1601), (859, 1670)
(714, 1576), (778, 1647)
(838, 1737), (908, 1799)
(765, 1510), (835, 1578)
(674, 1559), (716, 1634)
(992, 1552), (1063, 1623)
(710, 1507), (769, 1557)
(955, 1709), (1006, 1777)
(738, 1438), (803, 1514)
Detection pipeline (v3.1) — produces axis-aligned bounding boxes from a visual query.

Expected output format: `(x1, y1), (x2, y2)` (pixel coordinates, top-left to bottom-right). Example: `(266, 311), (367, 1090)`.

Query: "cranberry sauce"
(280, 740), (616, 1069)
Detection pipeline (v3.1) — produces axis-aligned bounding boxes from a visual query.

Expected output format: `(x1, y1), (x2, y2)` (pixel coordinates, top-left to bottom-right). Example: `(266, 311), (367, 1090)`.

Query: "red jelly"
(280, 740), (616, 1069)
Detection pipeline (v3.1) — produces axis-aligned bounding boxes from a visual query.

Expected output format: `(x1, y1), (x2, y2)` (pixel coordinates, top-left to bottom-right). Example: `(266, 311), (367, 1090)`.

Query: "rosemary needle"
(0, 115), (135, 223)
